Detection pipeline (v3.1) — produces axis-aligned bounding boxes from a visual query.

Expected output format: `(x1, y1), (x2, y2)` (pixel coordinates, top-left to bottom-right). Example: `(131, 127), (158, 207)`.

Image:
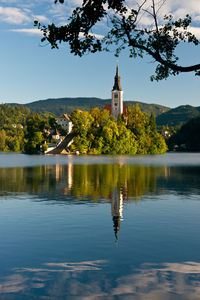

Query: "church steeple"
(111, 65), (123, 120)
(112, 65), (122, 91)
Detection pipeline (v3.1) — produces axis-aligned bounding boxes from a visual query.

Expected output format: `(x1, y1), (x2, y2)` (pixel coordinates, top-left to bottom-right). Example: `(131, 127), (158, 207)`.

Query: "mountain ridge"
(23, 97), (170, 117)
(156, 105), (200, 127)
(4, 97), (200, 128)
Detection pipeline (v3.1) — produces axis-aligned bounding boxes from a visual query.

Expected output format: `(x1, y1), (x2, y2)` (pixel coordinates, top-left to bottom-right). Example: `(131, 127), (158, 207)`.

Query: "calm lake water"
(0, 153), (200, 299)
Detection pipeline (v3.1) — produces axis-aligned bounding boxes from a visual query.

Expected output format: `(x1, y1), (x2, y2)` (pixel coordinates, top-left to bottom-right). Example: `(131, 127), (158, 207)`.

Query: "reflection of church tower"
(67, 163), (73, 190)
(63, 157), (74, 195)
(111, 188), (124, 241)
(111, 66), (123, 120)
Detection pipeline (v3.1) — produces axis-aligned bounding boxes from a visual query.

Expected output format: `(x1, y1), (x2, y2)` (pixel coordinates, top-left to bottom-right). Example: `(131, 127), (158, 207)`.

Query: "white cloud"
(10, 28), (42, 35)
(33, 14), (49, 23)
(188, 26), (200, 39)
(0, 6), (30, 24)
(79, 32), (104, 39)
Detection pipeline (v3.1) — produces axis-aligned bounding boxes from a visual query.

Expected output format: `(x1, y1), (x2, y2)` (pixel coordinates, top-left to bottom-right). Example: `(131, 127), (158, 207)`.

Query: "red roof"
(102, 105), (112, 114)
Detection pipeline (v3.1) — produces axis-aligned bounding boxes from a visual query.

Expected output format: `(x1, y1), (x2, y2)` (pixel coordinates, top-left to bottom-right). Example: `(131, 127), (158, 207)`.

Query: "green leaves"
(69, 105), (167, 155)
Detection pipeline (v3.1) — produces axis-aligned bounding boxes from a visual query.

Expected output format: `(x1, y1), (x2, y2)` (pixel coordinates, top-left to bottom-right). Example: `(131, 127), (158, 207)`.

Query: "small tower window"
(114, 93), (118, 98)
(115, 103), (118, 106)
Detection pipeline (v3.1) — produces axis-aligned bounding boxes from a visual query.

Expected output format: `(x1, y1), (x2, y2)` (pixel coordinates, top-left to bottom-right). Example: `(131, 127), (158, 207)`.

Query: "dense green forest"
(168, 116), (200, 151)
(0, 104), (56, 153)
(69, 105), (167, 155)
(0, 104), (30, 152)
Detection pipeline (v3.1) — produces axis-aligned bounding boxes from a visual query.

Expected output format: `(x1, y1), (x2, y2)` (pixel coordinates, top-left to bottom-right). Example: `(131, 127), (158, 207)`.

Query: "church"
(103, 66), (127, 120)
(56, 66), (126, 137)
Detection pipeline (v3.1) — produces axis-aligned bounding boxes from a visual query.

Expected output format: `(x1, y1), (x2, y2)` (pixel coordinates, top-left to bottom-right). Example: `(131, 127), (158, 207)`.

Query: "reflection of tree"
(69, 164), (161, 201)
(0, 164), (199, 201)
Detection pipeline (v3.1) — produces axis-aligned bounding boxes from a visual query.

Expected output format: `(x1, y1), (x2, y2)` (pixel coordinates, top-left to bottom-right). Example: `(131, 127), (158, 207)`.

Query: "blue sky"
(0, 0), (200, 108)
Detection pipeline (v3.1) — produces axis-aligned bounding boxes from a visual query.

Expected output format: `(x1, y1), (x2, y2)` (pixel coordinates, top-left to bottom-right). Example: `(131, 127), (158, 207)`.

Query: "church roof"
(102, 105), (112, 114)
(112, 65), (122, 91)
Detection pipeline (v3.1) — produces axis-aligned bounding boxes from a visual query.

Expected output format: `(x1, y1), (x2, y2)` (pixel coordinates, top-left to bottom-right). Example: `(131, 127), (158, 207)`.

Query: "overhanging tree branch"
(35, 0), (200, 80)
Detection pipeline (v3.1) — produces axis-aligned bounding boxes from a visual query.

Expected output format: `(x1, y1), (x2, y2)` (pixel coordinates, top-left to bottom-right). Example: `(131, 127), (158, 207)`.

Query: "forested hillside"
(0, 104), (54, 153)
(0, 105), (30, 152)
(156, 105), (200, 127)
(6, 98), (200, 129)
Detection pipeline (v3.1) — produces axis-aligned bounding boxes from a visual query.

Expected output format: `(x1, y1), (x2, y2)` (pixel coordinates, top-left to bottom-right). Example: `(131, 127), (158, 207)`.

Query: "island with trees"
(0, 103), (167, 155)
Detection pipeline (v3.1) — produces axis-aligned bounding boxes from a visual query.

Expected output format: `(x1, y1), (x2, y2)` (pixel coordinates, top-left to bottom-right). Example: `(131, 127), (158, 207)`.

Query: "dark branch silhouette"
(35, 0), (200, 80)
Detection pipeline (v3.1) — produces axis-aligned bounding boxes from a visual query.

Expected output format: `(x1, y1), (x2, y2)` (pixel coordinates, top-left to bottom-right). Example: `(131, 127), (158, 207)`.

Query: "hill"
(23, 97), (170, 117)
(156, 105), (200, 127)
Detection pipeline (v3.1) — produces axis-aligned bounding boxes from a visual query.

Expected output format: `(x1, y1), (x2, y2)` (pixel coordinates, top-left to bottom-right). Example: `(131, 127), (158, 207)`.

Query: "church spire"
(113, 216), (121, 241)
(112, 65), (122, 91)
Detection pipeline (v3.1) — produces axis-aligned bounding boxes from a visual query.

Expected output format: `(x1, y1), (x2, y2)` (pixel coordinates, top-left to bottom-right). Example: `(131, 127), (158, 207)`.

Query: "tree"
(35, 0), (200, 80)
(0, 130), (7, 151)
(70, 110), (94, 135)
(126, 104), (148, 137)
(69, 105), (167, 154)
(149, 112), (156, 132)
(24, 113), (47, 154)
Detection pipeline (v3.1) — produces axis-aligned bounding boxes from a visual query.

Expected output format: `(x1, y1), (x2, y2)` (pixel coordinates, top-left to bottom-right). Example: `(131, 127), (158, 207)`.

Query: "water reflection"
(1, 163), (200, 243)
(1, 160), (200, 299)
(1, 261), (200, 299)
(0, 163), (199, 200)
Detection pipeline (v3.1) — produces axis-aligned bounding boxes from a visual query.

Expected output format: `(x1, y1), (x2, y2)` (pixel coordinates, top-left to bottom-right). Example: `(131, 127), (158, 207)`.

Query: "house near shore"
(50, 129), (65, 144)
(56, 113), (73, 133)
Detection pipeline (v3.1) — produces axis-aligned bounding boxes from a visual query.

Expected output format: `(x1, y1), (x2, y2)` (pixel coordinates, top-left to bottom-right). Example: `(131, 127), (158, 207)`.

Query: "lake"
(0, 153), (200, 299)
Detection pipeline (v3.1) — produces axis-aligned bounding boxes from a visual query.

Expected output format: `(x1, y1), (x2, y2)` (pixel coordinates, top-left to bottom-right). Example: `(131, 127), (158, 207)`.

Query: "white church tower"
(111, 65), (123, 120)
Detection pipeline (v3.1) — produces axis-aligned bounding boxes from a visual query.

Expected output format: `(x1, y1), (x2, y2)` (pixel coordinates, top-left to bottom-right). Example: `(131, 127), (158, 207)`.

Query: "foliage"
(168, 116), (200, 151)
(0, 104), (52, 154)
(69, 105), (167, 154)
(35, 0), (200, 80)
(0, 104), (30, 127)
(0, 103), (167, 155)
(42, 143), (48, 152)
(24, 113), (50, 154)
(0, 105), (31, 152)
